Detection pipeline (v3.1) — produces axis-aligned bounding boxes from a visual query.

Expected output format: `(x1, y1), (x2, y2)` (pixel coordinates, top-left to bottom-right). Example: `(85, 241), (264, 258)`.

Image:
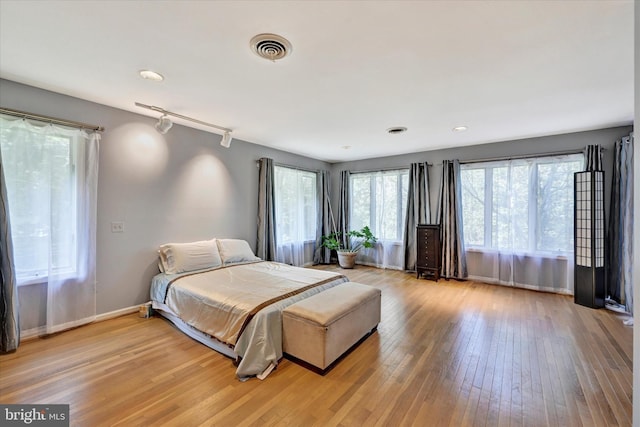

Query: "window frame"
(348, 168), (409, 243)
(273, 164), (318, 245)
(460, 153), (584, 256)
(1, 125), (81, 286)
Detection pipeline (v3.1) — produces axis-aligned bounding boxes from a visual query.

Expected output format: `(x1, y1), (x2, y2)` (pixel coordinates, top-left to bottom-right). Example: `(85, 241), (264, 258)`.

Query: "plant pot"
(337, 251), (358, 269)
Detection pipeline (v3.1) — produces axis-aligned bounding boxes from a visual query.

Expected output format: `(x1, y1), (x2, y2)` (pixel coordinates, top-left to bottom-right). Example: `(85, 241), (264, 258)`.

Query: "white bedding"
(150, 261), (347, 380)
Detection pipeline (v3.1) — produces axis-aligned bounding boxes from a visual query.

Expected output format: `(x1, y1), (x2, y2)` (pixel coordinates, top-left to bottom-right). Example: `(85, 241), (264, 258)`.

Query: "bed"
(150, 238), (348, 380)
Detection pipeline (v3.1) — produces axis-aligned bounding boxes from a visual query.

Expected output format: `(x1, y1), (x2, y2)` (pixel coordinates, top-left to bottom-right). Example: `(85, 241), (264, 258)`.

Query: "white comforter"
(150, 261), (347, 379)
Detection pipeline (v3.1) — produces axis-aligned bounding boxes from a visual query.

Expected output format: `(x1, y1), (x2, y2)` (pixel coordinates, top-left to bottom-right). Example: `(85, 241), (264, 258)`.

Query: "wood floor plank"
(0, 266), (632, 426)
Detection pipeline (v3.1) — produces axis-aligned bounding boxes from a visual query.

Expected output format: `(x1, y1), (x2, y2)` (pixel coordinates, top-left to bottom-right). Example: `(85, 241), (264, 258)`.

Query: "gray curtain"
(607, 133), (634, 314)
(403, 162), (430, 271)
(337, 170), (350, 249)
(256, 157), (277, 261)
(585, 144), (603, 171)
(437, 160), (467, 279)
(0, 148), (19, 353)
(313, 170), (332, 264)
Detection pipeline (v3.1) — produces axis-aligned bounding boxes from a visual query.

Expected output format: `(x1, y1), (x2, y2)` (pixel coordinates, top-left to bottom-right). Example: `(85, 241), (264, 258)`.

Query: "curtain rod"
(256, 160), (322, 174)
(459, 149), (586, 165)
(350, 167), (409, 175)
(0, 107), (104, 132)
(275, 162), (320, 174)
(349, 164), (432, 174)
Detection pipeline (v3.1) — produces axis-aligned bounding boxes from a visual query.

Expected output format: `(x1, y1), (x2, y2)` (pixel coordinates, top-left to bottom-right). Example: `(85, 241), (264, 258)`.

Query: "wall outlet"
(111, 221), (124, 233)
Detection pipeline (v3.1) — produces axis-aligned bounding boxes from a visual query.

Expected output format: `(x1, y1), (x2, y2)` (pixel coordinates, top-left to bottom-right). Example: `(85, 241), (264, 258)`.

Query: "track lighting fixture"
(155, 114), (173, 134)
(135, 102), (233, 146)
(220, 132), (233, 148)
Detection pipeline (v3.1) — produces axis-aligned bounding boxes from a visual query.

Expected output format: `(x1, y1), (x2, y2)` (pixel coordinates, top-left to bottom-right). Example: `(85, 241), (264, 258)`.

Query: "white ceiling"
(0, 1), (634, 162)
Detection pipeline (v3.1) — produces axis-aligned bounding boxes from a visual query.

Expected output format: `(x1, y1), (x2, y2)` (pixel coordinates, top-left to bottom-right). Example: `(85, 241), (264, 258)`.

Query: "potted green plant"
(321, 226), (377, 269)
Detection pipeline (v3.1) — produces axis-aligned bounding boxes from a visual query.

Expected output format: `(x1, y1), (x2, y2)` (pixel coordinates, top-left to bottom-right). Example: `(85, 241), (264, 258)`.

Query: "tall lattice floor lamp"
(574, 170), (605, 308)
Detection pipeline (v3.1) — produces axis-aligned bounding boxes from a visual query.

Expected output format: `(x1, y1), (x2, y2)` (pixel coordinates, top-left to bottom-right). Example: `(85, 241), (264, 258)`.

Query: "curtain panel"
(585, 144), (603, 171)
(437, 160), (467, 279)
(0, 117), (99, 335)
(256, 158), (277, 261)
(314, 170), (332, 264)
(403, 162), (430, 271)
(337, 171), (350, 250)
(465, 251), (573, 294)
(273, 165), (317, 266)
(349, 169), (409, 270)
(357, 244), (405, 270)
(607, 133), (634, 314)
(49, 131), (99, 334)
(461, 155), (581, 293)
(0, 147), (19, 352)
(276, 242), (315, 266)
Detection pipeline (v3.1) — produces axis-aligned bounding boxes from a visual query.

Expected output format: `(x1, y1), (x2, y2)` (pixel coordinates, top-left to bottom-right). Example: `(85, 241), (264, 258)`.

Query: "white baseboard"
(20, 303), (147, 341)
(95, 304), (144, 322)
(20, 326), (46, 341)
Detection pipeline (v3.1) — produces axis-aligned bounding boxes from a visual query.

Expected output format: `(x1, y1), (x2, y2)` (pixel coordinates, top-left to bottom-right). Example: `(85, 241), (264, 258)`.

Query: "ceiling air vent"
(250, 33), (292, 62)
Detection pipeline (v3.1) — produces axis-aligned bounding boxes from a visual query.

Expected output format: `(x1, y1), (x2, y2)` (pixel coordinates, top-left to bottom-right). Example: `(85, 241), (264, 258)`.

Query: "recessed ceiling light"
(452, 126), (468, 132)
(387, 127), (407, 134)
(139, 70), (164, 81)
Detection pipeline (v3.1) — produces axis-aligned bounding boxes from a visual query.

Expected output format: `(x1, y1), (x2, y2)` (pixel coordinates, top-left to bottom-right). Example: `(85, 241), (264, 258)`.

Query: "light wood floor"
(0, 266), (633, 426)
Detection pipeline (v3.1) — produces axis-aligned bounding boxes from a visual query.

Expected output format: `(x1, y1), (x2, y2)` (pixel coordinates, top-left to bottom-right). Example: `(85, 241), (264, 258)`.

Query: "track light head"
(155, 114), (173, 134)
(220, 132), (233, 148)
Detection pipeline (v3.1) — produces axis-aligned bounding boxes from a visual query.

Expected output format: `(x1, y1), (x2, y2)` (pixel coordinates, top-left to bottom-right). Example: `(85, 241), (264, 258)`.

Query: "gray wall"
(330, 126), (633, 224)
(0, 79), (330, 329)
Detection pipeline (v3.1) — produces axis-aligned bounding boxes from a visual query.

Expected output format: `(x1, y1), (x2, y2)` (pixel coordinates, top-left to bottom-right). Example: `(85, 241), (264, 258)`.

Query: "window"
(460, 154), (584, 254)
(350, 169), (409, 242)
(1, 121), (80, 285)
(274, 166), (317, 244)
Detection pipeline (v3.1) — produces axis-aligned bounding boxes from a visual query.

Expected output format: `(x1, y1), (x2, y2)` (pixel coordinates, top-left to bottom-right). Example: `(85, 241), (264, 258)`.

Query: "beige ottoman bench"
(282, 282), (381, 374)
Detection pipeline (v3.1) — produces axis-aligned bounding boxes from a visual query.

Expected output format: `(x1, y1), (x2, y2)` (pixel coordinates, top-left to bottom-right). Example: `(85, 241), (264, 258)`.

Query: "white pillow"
(158, 239), (222, 274)
(216, 239), (260, 265)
